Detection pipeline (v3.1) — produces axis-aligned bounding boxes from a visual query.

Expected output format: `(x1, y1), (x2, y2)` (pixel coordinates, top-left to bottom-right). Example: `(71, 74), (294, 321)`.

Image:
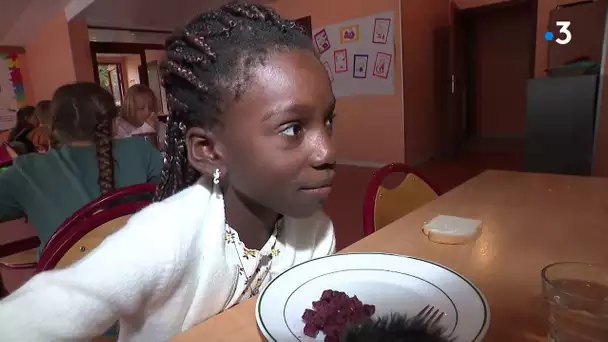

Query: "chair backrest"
(363, 163), (439, 236)
(35, 201), (149, 273)
(35, 183), (157, 273)
(52, 183), (157, 243)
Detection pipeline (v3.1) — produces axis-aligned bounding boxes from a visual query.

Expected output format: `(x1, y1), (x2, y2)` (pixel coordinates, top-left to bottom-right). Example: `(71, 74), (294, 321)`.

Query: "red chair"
(363, 163), (440, 237)
(0, 183), (157, 293)
(0, 142), (16, 168)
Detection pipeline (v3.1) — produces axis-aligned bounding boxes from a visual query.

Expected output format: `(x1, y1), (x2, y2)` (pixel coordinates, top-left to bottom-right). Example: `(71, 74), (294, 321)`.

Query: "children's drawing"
(334, 49), (348, 73)
(372, 52), (392, 79)
(372, 18), (392, 44)
(339, 25), (360, 44)
(314, 29), (331, 54)
(353, 54), (369, 79)
(323, 61), (334, 82)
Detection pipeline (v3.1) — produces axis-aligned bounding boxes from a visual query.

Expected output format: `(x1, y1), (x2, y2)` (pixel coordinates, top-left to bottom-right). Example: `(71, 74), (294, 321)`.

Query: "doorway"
(447, 0), (537, 154)
(97, 62), (125, 106)
(90, 42), (167, 114)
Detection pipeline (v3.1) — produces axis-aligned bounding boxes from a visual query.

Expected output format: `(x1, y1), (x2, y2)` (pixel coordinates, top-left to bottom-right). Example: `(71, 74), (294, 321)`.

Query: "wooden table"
(171, 170), (608, 342)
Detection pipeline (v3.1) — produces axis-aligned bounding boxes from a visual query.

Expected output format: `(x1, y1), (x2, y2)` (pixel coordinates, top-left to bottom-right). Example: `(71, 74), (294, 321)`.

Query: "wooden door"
(447, 2), (467, 157)
(295, 16), (312, 38)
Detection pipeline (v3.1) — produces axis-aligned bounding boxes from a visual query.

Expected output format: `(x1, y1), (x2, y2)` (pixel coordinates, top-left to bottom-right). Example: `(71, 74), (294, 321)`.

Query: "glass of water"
(542, 262), (608, 342)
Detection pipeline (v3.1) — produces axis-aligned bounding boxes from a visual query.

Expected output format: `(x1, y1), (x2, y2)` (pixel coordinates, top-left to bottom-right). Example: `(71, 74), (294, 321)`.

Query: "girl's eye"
(280, 124), (302, 137)
(325, 113), (336, 129)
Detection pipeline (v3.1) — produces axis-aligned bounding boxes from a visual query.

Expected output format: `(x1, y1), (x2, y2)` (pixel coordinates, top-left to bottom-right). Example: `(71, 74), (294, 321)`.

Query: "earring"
(212, 169), (221, 185)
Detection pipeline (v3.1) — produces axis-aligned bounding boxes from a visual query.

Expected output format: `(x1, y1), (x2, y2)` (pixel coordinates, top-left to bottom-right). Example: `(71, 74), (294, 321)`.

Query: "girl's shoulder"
(125, 185), (212, 239)
(113, 136), (158, 153)
(113, 186), (211, 263)
(114, 117), (136, 138)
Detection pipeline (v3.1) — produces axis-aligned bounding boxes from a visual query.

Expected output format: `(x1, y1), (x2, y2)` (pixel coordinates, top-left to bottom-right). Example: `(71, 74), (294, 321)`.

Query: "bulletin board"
(313, 11), (395, 98)
(0, 53), (26, 131)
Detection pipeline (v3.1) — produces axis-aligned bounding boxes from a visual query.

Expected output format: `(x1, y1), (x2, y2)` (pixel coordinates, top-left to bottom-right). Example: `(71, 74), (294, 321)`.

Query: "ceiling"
(83, 0), (275, 32)
(89, 28), (168, 44)
(0, 0), (76, 45)
(0, 0), (276, 46)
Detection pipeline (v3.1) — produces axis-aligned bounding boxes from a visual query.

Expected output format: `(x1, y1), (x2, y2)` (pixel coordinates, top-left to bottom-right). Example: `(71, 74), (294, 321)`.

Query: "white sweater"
(0, 181), (335, 341)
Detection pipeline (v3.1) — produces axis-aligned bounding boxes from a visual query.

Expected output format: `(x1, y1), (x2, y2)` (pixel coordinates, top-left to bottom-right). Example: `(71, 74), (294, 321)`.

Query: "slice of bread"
(422, 215), (482, 245)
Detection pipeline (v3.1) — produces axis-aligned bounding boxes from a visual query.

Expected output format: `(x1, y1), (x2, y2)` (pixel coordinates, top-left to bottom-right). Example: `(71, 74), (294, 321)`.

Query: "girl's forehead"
(135, 94), (153, 104)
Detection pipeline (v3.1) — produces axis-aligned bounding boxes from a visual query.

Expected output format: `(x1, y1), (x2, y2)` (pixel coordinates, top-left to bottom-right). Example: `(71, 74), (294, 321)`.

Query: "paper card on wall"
(353, 54), (369, 79)
(0, 56), (18, 131)
(373, 52), (392, 79)
(372, 18), (391, 44)
(314, 29), (331, 54)
(323, 61), (334, 82)
(334, 49), (348, 73)
(316, 10), (395, 97)
(339, 24), (360, 44)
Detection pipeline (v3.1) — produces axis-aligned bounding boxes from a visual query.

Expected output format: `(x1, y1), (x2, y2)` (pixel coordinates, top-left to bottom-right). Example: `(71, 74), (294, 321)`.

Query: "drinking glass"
(542, 262), (608, 342)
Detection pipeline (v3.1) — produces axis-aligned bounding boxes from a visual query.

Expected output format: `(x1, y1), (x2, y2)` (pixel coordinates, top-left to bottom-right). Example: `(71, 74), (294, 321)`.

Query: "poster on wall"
(334, 49), (348, 73)
(353, 54), (369, 79)
(0, 54), (25, 131)
(313, 11), (395, 97)
(373, 52), (392, 79)
(314, 29), (331, 54)
(372, 18), (392, 44)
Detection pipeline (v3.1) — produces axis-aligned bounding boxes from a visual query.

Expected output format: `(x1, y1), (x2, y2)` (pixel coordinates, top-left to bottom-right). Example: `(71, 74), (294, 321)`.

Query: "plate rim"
(255, 252), (491, 342)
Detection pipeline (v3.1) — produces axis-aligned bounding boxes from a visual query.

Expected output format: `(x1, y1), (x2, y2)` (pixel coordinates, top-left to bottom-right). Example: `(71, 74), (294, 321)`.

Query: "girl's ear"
(185, 126), (225, 177)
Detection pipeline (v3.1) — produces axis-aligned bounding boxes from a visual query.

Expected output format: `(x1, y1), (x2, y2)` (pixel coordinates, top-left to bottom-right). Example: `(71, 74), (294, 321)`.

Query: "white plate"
(256, 253), (490, 341)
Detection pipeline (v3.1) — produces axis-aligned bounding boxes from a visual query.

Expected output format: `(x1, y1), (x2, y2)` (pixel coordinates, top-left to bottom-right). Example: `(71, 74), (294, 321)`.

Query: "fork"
(414, 304), (445, 328)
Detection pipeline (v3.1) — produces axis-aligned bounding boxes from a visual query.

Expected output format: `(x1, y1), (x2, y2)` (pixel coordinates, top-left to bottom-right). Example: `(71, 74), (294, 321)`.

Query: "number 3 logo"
(555, 21), (572, 45)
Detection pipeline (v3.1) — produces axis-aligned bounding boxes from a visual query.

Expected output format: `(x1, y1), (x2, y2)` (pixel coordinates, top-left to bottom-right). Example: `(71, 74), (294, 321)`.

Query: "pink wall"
(25, 12), (92, 102)
(271, 0), (405, 164)
(68, 15), (95, 83)
(25, 14), (76, 102)
(123, 54), (141, 86)
(145, 50), (165, 63)
(401, 0), (450, 163)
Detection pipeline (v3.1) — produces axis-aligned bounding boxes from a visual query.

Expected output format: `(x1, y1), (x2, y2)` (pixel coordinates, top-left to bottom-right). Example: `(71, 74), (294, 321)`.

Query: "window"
(97, 63), (125, 106)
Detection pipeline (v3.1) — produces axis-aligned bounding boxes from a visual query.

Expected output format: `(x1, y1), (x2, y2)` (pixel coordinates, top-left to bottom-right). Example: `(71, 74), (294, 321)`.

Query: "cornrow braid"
(51, 82), (118, 195)
(154, 1), (313, 201)
(94, 107), (115, 194)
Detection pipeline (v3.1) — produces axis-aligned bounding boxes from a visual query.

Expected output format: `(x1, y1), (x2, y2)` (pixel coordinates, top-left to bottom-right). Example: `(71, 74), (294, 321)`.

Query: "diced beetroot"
(312, 311), (326, 328)
(302, 308), (316, 322)
(312, 300), (325, 310)
(363, 304), (376, 316)
(321, 289), (334, 301)
(303, 323), (319, 338)
(301, 290), (376, 340)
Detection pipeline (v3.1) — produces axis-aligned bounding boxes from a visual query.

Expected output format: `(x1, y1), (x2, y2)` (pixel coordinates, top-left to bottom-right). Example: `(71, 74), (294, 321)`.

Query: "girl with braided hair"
(0, 82), (161, 254)
(0, 2), (337, 341)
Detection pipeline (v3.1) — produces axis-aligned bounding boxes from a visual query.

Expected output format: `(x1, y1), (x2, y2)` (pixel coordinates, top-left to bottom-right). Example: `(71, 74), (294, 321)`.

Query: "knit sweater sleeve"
(0, 202), (185, 341)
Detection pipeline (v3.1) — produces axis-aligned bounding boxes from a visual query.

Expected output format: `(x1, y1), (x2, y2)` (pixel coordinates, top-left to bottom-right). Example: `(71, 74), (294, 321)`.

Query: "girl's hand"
(27, 126), (51, 149)
(146, 112), (160, 132)
(1, 142), (18, 160)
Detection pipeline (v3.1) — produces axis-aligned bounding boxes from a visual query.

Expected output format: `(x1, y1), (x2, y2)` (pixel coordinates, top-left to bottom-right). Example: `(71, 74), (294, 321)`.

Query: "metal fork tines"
(415, 304), (446, 328)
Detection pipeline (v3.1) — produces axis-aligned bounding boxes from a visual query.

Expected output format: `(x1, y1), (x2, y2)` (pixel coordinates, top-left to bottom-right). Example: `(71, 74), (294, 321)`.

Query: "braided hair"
(155, 1), (314, 201)
(51, 82), (117, 194)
